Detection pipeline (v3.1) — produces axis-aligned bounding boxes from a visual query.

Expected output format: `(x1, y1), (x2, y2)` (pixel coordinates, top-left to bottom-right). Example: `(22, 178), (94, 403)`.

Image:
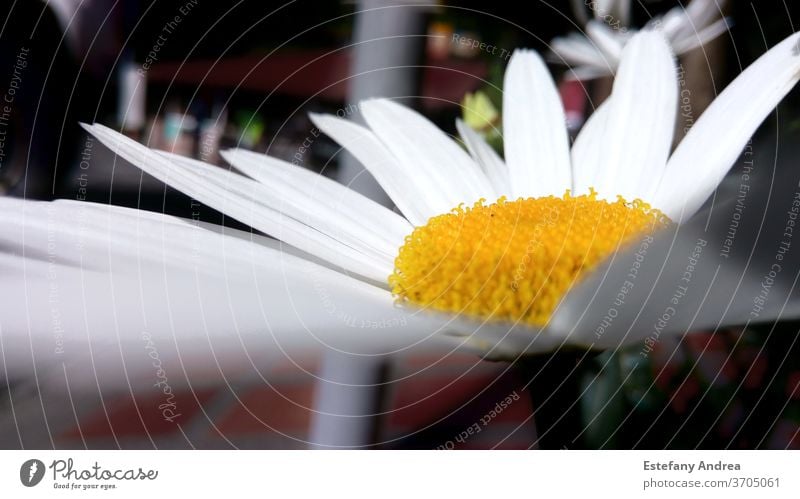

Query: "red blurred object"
(559, 78), (589, 131)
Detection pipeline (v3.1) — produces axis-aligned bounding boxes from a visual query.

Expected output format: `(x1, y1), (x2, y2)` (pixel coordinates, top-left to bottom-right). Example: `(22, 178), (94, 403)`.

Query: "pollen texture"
(389, 191), (670, 326)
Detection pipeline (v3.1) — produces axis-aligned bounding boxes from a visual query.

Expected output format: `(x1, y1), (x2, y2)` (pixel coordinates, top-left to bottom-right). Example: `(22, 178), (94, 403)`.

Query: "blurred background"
(1, 0), (799, 449)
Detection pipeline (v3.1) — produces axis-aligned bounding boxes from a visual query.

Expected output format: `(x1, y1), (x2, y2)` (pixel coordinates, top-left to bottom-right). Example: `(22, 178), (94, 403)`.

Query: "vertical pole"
(335, 0), (429, 202)
(308, 354), (388, 448)
(308, 0), (431, 449)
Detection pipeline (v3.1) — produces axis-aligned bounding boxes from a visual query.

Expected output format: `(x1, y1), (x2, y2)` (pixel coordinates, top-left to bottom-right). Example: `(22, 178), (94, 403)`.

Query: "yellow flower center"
(389, 190), (670, 326)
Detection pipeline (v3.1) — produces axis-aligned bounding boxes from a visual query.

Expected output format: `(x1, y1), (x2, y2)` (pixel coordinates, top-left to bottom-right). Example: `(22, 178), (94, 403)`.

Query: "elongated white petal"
(360, 99), (496, 205)
(503, 49), (572, 197)
(586, 20), (624, 61)
(571, 101), (611, 195)
(309, 113), (441, 225)
(84, 123), (391, 281)
(161, 151), (397, 263)
(655, 32), (800, 221)
(550, 35), (612, 69)
(657, 4), (691, 42)
(0, 198), (453, 389)
(671, 17), (731, 55)
(455, 119), (511, 196)
(441, 320), (566, 361)
(657, 0), (726, 46)
(593, 31), (677, 202)
(14, 198), (335, 274)
(220, 148), (412, 249)
(676, 0), (725, 42)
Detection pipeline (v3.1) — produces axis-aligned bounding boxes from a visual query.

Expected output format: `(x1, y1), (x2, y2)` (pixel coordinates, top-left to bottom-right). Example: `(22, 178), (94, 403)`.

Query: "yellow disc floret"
(389, 190), (670, 326)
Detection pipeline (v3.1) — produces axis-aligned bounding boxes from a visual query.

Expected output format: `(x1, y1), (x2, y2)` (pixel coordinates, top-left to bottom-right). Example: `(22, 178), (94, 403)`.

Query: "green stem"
(516, 351), (591, 449)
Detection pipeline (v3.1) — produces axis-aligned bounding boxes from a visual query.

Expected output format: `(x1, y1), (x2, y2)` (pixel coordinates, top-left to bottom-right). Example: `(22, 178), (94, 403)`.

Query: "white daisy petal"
(674, 0), (725, 42)
(571, 101), (611, 195)
(655, 32), (800, 221)
(550, 35), (611, 69)
(558, 0), (726, 78)
(220, 148), (412, 249)
(159, 150), (397, 263)
(84, 123), (391, 281)
(309, 112), (441, 225)
(360, 99), (496, 205)
(455, 118), (511, 196)
(593, 31), (677, 202)
(0, 198), (449, 387)
(657, 4), (691, 42)
(672, 17), (731, 55)
(586, 20), (624, 61)
(21, 198), (334, 273)
(444, 318), (576, 361)
(503, 49), (572, 198)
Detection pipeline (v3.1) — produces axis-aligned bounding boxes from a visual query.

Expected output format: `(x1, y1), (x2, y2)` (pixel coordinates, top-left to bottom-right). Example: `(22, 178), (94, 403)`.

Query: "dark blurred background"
(3, 0), (798, 213)
(0, 1), (558, 209)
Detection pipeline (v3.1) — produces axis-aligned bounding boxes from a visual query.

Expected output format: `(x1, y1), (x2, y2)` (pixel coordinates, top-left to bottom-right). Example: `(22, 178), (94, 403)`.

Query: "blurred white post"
(118, 61), (147, 132)
(308, 353), (388, 449)
(335, 0), (433, 202)
(308, 0), (432, 449)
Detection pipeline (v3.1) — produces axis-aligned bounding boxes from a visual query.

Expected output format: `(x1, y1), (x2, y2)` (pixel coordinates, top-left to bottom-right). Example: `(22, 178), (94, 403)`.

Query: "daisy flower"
(1, 30), (799, 382)
(553, 0), (729, 80)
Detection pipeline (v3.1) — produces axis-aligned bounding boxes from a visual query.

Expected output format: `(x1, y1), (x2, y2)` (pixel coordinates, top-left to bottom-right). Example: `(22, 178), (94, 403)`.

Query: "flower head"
(2, 30), (800, 375)
(552, 0), (729, 80)
(389, 192), (669, 326)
